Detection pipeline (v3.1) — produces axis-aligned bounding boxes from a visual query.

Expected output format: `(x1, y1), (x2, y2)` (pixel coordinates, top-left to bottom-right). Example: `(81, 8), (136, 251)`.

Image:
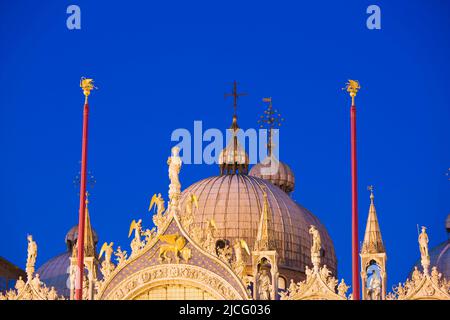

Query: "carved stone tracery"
(101, 264), (242, 300)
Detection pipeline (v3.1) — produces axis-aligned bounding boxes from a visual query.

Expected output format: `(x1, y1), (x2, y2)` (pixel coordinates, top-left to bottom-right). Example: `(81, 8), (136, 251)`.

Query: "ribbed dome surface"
(249, 156), (295, 193)
(36, 252), (71, 298)
(179, 175), (336, 274)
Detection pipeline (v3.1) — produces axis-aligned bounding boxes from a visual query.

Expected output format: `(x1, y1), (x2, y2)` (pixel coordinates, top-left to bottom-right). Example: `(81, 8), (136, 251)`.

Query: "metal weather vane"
(258, 97), (284, 156)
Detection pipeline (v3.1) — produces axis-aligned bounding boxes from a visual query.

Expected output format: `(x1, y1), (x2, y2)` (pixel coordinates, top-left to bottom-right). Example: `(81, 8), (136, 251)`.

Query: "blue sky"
(0, 0), (449, 292)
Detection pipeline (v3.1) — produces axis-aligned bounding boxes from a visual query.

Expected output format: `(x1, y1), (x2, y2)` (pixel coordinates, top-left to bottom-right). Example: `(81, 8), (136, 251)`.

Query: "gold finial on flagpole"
(343, 79), (361, 106)
(80, 77), (96, 103)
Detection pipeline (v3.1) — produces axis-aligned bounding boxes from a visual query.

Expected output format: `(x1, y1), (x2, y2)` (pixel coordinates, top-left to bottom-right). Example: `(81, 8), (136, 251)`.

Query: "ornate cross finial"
(367, 185), (374, 204)
(80, 77), (97, 103)
(225, 80), (247, 116)
(258, 97), (284, 156)
(343, 79), (361, 106)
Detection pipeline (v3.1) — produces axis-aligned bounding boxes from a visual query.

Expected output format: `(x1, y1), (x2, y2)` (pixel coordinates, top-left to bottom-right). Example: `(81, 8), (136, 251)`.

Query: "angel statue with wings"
(232, 239), (250, 280)
(149, 193), (166, 229)
(99, 242), (115, 279)
(128, 219), (143, 256)
(99, 242), (114, 264)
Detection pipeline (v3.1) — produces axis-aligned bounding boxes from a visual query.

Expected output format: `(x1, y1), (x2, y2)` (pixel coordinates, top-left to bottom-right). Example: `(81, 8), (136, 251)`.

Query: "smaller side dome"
(65, 225), (98, 252)
(249, 155), (295, 193)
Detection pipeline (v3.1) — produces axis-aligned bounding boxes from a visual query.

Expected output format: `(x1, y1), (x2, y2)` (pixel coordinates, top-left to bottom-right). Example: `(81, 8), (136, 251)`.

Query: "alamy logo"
(366, 5), (381, 30)
(171, 121), (280, 175)
(66, 5), (81, 30)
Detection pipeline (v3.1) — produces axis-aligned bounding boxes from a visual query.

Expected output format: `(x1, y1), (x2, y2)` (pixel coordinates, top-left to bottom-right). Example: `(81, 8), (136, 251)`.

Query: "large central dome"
(179, 174), (336, 278)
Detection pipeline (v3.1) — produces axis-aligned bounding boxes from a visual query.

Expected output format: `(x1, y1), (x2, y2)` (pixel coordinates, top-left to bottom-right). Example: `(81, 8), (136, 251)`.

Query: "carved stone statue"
(368, 270), (381, 300)
(182, 194), (198, 230)
(418, 226), (430, 273)
(15, 276), (25, 294)
(203, 219), (217, 254)
(431, 266), (442, 283)
(129, 219), (143, 256)
(69, 264), (77, 297)
(167, 146), (182, 208)
(305, 265), (313, 281)
(99, 242), (115, 279)
(47, 287), (58, 300)
(418, 226), (429, 258)
(232, 239), (250, 280)
(309, 225), (321, 270)
(31, 274), (42, 289)
(114, 246), (128, 266)
(320, 264), (331, 280)
(337, 279), (350, 297)
(288, 279), (297, 294)
(149, 193), (165, 215)
(26, 235), (38, 278)
(184, 194), (198, 216)
(217, 243), (233, 265)
(82, 274), (89, 300)
(412, 266), (422, 282)
(258, 269), (272, 300)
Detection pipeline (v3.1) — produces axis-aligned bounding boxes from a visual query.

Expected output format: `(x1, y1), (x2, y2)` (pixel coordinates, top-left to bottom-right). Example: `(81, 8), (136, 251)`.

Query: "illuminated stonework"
(2, 86), (449, 301)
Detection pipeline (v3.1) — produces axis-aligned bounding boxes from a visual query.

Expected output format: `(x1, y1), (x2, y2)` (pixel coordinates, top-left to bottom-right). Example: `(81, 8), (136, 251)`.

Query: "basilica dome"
(249, 155), (295, 194)
(179, 174), (336, 278)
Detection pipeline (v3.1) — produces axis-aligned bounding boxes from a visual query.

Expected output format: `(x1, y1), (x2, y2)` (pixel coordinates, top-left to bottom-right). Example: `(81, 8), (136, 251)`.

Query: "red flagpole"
(75, 100), (89, 300)
(350, 103), (360, 300)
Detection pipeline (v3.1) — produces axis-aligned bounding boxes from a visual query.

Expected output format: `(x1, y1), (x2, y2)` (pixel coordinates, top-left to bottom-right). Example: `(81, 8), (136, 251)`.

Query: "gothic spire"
(83, 192), (96, 258)
(254, 186), (276, 251)
(361, 186), (385, 254)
